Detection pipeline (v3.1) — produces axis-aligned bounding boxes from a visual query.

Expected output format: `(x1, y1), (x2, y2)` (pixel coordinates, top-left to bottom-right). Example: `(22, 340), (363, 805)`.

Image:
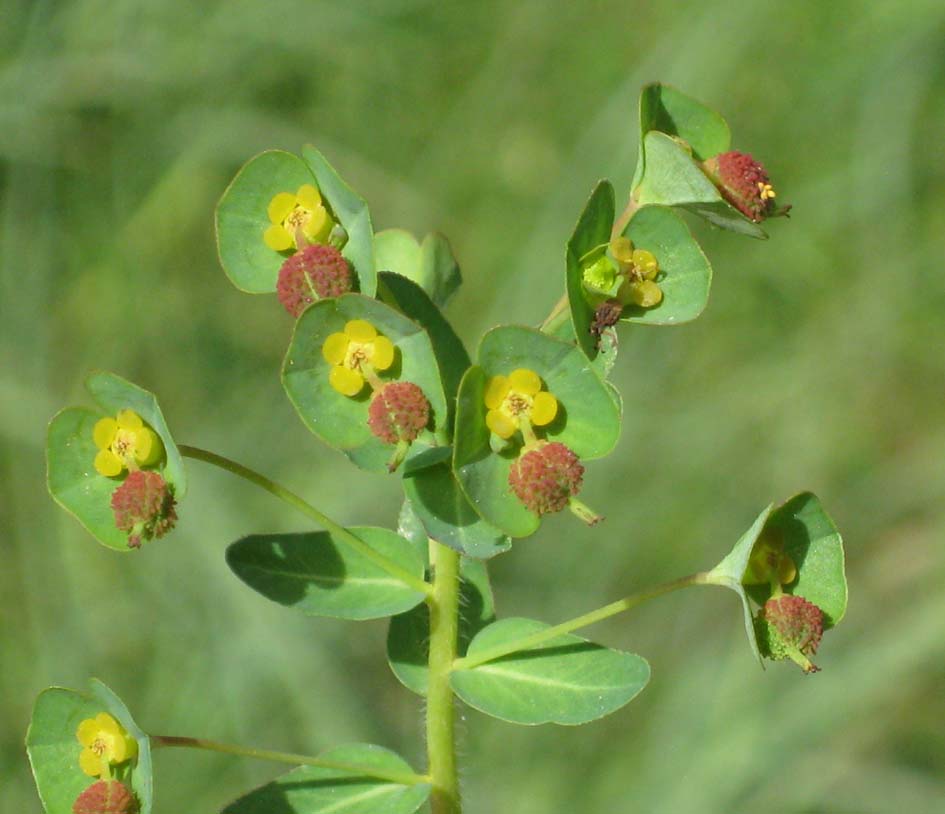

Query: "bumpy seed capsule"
(110, 470), (177, 549)
(702, 150), (789, 222)
(73, 780), (139, 814)
(754, 594), (824, 673)
(508, 441), (602, 524)
(368, 381), (431, 472)
(276, 244), (353, 317)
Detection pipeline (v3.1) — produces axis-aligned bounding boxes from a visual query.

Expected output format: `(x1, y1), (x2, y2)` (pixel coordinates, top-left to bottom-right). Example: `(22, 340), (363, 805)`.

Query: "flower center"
(344, 340), (372, 370)
(111, 429), (137, 463)
(504, 392), (533, 417)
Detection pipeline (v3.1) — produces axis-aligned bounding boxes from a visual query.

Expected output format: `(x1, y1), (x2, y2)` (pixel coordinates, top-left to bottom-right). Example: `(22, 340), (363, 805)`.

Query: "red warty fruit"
(702, 150), (788, 222)
(509, 442), (585, 516)
(73, 780), (139, 814)
(276, 244), (353, 317)
(754, 593), (824, 673)
(110, 470), (177, 549)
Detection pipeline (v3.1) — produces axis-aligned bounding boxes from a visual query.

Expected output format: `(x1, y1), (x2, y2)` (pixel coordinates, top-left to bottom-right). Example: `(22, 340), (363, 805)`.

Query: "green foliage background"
(2, 1), (944, 811)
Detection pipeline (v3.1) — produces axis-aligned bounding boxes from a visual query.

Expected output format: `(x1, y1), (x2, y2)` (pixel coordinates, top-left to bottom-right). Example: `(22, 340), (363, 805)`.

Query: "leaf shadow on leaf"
(407, 466), (485, 533)
(485, 640), (603, 665)
(225, 536), (346, 606)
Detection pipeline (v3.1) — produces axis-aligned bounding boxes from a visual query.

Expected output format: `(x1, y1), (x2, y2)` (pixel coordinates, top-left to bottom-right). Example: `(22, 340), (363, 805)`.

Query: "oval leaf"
(638, 82), (731, 163)
(450, 618), (650, 726)
(221, 743), (430, 814)
(387, 557), (496, 696)
(282, 293), (448, 474)
(226, 527), (426, 620)
(27, 680), (152, 814)
(302, 144), (377, 297)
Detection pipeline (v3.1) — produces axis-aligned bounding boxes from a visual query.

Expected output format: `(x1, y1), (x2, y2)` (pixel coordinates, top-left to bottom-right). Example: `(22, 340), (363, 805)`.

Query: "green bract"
(216, 148), (376, 296)
(226, 527), (427, 620)
(221, 744), (430, 814)
(46, 372), (183, 551)
(453, 327), (621, 537)
(708, 492), (847, 663)
(375, 229), (462, 309)
(27, 680), (152, 814)
(450, 618), (650, 726)
(282, 293), (448, 473)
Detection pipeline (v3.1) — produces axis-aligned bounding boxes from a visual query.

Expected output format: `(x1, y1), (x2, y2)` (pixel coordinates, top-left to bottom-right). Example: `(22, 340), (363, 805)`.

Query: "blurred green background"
(3, 0), (944, 811)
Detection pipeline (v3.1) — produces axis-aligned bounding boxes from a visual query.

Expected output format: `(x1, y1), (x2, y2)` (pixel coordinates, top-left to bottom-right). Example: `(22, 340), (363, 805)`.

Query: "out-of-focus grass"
(3, 0), (944, 811)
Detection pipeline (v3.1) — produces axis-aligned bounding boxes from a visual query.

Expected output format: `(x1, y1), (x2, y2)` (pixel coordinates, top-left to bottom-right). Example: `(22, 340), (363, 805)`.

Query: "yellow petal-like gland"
(344, 319), (377, 342)
(79, 749), (104, 777)
(624, 280), (662, 307)
(301, 204), (329, 243)
(322, 332), (350, 365)
(632, 249), (659, 279)
(116, 410), (142, 430)
(371, 335), (395, 370)
(77, 714), (109, 746)
(297, 184), (321, 209)
(610, 237), (634, 264)
(530, 391), (558, 426)
(93, 417), (117, 450)
(264, 224), (293, 252)
(778, 555), (798, 585)
(133, 427), (164, 466)
(268, 192), (297, 224)
(507, 368), (541, 396)
(484, 375), (509, 409)
(330, 365), (364, 396)
(94, 449), (123, 477)
(485, 409), (517, 439)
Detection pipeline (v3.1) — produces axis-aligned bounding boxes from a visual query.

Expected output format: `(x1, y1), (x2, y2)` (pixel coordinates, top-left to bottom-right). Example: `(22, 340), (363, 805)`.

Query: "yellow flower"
(263, 184), (334, 252)
(484, 368), (558, 440)
(76, 712), (138, 778)
(611, 237), (663, 308)
(322, 319), (395, 396)
(93, 410), (163, 478)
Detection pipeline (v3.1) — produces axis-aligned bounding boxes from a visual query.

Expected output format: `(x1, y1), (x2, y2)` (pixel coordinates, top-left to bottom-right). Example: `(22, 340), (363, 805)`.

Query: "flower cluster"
(702, 150), (789, 222)
(93, 410), (163, 478)
(484, 368), (557, 442)
(276, 244), (353, 317)
(263, 184), (334, 252)
(76, 713), (137, 778)
(322, 319), (396, 396)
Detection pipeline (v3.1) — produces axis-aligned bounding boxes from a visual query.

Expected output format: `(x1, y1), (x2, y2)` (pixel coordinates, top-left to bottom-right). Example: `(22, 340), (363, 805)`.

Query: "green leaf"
(301, 145), (377, 297)
(221, 743), (430, 814)
(620, 205), (712, 325)
(453, 328), (622, 537)
(450, 618), (650, 726)
(387, 557), (496, 696)
(282, 294), (448, 473)
(85, 371), (186, 498)
(226, 527), (426, 620)
(27, 680), (152, 814)
(635, 131), (767, 238)
(639, 82), (731, 163)
(215, 150), (319, 294)
(564, 181), (615, 359)
(375, 229), (462, 308)
(47, 373), (184, 551)
(402, 460), (510, 559)
(377, 270), (470, 428)
(744, 493), (848, 627)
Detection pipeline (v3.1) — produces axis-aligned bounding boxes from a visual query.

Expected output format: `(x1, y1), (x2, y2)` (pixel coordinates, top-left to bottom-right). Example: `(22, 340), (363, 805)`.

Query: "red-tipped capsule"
(367, 381), (431, 472)
(73, 780), (139, 814)
(276, 244), (353, 317)
(702, 150), (790, 222)
(508, 441), (602, 524)
(754, 594), (824, 673)
(110, 470), (177, 549)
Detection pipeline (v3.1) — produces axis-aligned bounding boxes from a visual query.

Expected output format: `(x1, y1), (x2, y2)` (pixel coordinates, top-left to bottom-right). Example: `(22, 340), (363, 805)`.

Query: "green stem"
(539, 292), (570, 334)
(178, 444), (433, 599)
(453, 572), (710, 671)
(612, 191), (640, 240)
(151, 735), (429, 786)
(425, 541), (462, 814)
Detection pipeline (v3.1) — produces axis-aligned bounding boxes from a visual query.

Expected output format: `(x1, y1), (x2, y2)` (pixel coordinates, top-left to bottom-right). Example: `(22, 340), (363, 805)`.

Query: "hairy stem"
(453, 572), (710, 671)
(426, 541), (462, 814)
(178, 444), (433, 598)
(151, 735), (429, 786)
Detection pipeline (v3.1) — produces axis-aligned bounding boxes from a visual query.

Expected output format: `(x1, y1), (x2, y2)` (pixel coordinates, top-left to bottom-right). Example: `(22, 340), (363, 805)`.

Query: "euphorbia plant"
(30, 83), (847, 814)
